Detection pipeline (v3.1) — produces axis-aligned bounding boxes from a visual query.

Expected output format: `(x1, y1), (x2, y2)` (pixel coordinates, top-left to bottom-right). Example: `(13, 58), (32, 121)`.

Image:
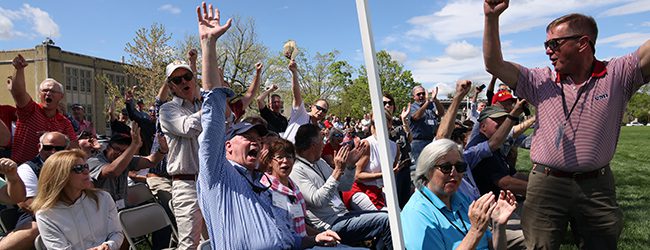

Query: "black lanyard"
(418, 189), (468, 236)
(297, 158), (327, 181)
(559, 76), (595, 126)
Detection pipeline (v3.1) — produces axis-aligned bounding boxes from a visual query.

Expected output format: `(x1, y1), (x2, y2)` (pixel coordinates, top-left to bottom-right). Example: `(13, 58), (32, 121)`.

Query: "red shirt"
(0, 105), (17, 148)
(12, 100), (77, 164)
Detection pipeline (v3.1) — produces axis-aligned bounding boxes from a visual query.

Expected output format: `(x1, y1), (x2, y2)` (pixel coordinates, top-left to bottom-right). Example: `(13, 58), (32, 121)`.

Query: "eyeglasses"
(333, 133), (344, 138)
(415, 92), (425, 97)
(40, 88), (61, 94)
(434, 162), (468, 174)
(71, 163), (89, 174)
(168, 72), (194, 85)
(314, 104), (328, 113)
(383, 100), (394, 106)
(42, 145), (66, 152)
(273, 154), (295, 161)
(544, 35), (583, 51)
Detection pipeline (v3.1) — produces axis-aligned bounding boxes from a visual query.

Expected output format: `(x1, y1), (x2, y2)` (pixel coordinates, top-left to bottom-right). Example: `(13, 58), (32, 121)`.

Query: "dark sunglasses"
(71, 163), (90, 174)
(42, 145), (66, 152)
(333, 133), (344, 138)
(415, 92), (425, 96)
(544, 35), (583, 51)
(435, 162), (468, 174)
(314, 105), (328, 113)
(383, 101), (394, 106)
(168, 72), (194, 85)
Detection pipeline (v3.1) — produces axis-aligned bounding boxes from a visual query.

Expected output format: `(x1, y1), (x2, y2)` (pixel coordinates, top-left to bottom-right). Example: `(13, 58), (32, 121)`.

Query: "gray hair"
(39, 131), (70, 148)
(40, 78), (65, 95)
(414, 138), (462, 188)
(412, 86), (424, 95)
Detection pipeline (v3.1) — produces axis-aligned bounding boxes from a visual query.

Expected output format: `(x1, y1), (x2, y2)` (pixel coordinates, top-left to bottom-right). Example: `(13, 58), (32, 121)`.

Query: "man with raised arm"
(407, 85), (444, 169)
(483, 0), (650, 248)
(257, 83), (288, 134)
(281, 60), (329, 143)
(195, 3), (339, 249)
(7, 55), (78, 165)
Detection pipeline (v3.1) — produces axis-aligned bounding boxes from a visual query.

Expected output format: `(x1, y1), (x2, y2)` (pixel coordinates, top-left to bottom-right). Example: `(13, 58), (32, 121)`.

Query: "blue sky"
(2, 0), (649, 97)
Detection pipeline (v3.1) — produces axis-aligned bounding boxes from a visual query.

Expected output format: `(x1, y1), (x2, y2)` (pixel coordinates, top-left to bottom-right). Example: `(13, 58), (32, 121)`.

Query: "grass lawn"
(515, 126), (650, 250)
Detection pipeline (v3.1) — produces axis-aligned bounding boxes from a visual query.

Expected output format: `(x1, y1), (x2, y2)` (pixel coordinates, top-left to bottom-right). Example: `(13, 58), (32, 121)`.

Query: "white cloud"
(159, 4), (181, 15)
(642, 22), (650, 27)
(445, 40), (480, 60)
(598, 32), (650, 48)
(405, 0), (627, 43)
(0, 4), (59, 40)
(386, 50), (408, 63)
(601, 0), (650, 17)
(381, 35), (397, 45)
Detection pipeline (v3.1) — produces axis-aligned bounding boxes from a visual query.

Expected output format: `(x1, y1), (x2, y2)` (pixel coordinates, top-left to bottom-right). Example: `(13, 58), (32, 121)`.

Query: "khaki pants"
(171, 179), (204, 250)
(522, 166), (623, 250)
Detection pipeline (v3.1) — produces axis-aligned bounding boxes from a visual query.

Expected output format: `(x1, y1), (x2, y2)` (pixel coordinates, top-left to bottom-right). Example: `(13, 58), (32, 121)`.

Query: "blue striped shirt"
(197, 88), (300, 249)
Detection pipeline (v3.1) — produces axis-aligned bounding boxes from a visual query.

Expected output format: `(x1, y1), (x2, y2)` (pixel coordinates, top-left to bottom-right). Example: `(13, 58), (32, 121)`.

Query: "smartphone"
(478, 84), (486, 91)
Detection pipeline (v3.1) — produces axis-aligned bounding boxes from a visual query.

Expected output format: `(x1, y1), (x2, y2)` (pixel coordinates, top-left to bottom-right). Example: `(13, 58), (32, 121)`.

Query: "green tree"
(627, 91), (650, 123)
(337, 50), (419, 118)
(122, 22), (174, 104)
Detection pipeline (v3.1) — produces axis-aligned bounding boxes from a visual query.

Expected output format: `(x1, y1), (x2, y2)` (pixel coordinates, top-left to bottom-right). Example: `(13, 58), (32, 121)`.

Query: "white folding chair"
(125, 183), (156, 208)
(118, 203), (177, 250)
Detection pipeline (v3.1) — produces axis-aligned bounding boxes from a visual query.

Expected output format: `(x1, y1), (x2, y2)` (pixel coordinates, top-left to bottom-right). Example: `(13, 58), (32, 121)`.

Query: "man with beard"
(7, 54), (77, 165)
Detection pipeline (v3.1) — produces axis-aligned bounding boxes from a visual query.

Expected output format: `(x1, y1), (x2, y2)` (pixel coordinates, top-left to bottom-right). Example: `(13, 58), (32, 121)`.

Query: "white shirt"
(17, 161), (40, 197)
(361, 135), (397, 187)
(281, 102), (310, 143)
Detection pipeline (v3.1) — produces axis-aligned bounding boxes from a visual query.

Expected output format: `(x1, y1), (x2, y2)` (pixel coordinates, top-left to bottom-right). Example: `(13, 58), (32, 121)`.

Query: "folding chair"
(198, 240), (211, 250)
(118, 203), (177, 250)
(0, 206), (18, 233)
(125, 183), (156, 208)
(34, 234), (46, 250)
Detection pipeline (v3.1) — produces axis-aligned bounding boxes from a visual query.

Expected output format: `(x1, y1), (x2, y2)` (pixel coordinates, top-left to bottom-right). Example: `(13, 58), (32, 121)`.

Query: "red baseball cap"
(492, 90), (515, 105)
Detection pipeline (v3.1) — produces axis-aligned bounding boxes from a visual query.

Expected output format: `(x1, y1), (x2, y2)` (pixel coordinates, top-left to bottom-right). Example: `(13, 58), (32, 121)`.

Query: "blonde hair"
(30, 149), (99, 212)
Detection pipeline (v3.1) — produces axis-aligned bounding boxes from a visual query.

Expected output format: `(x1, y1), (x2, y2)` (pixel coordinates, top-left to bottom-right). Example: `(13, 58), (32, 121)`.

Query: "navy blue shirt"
(466, 132), (516, 195)
(408, 101), (439, 141)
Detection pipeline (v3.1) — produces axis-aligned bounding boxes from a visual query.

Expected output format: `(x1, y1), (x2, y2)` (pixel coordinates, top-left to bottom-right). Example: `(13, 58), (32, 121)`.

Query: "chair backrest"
(126, 183), (156, 208)
(118, 203), (176, 247)
(0, 206), (19, 233)
(34, 234), (46, 250)
(198, 240), (211, 250)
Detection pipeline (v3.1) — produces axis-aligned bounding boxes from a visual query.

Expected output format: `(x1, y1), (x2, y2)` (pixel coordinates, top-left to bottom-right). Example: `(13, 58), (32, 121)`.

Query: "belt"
(532, 164), (607, 181)
(146, 173), (170, 179)
(171, 174), (197, 181)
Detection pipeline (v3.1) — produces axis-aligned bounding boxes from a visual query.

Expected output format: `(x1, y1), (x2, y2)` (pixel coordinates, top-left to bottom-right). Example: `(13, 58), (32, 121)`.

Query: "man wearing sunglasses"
(3, 132), (69, 250)
(408, 85), (445, 179)
(158, 59), (205, 249)
(484, 0), (650, 248)
(282, 60), (330, 143)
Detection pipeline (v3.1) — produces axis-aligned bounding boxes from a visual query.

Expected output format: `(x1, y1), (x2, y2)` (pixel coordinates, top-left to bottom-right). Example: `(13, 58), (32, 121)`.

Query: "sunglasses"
(383, 101), (394, 106)
(415, 92), (425, 96)
(544, 35), (583, 51)
(42, 145), (66, 152)
(314, 104), (328, 113)
(71, 163), (90, 174)
(168, 72), (194, 85)
(333, 133), (344, 138)
(435, 162), (468, 174)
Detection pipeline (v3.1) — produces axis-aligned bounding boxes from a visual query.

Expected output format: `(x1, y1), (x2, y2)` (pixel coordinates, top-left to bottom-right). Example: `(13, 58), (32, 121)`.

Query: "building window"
(65, 65), (93, 93)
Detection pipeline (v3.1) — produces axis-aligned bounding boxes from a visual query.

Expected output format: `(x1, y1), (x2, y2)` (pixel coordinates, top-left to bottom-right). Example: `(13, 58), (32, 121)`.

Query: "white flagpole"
(355, 0), (404, 249)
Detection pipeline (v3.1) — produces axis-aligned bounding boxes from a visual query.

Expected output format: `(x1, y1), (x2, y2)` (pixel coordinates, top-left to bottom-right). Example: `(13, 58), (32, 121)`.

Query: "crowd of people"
(0, 0), (648, 249)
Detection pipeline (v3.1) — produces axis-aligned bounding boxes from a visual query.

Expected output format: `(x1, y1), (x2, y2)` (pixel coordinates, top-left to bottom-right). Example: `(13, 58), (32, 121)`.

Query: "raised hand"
(130, 122), (143, 150)
(468, 192), (496, 232)
(0, 158), (18, 176)
(400, 103), (411, 121)
(430, 87), (439, 101)
(484, 0), (510, 17)
(255, 62), (263, 72)
(315, 230), (341, 247)
(346, 141), (368, 168)
(288, 60), (298, 73)
(196, 2), (232, 40)
(511, 98), (527, 117)
(491, 190), (517, 225)
(187, 49), (198, 63)
(270, 84), (278, 91)
(333, 144), (350, 170)
(456, 80), (472, 98)
(12, 54), (27, 70)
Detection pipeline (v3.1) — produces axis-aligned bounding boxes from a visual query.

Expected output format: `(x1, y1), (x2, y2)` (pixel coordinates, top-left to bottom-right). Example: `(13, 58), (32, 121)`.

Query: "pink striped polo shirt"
(516, 51), (646, 172)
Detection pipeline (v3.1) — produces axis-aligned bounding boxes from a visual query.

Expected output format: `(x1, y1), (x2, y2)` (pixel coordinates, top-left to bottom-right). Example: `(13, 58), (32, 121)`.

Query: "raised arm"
(430, 87), (446, 117)
(241, 62), (263, 109)
(257, 84), (278, 110)
(108, 96), (118, 122)
(486, 76), (497, 106)
(136, 134), (168, 170)
(100, 123), (142, 178)
(156, 83), (170, 103)
(483, 0), (521, 90)
(198, 2), (232, 91)
(512, 116), (536, 139)
(488, 99), (526, 151)
(8, 54), (31, 108)
(289, 60), (302, 107)
(639, 39), (650, 83)
(0, 158), (26, 204)
(436, 80), (471, 140)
